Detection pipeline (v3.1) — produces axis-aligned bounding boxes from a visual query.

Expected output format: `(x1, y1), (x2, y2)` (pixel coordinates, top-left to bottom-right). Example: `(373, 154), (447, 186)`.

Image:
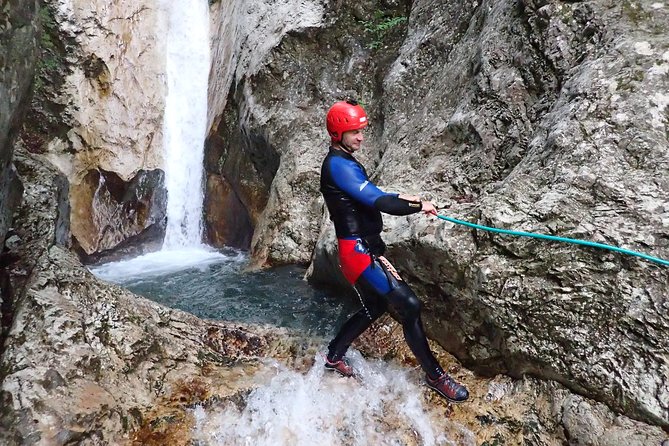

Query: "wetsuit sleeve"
(329, 157), (422, 216)
(374, 194), (422, 215)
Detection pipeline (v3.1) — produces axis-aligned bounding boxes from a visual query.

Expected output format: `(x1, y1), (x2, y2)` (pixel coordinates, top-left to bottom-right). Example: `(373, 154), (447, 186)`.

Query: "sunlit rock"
(23, 1), (168, 257)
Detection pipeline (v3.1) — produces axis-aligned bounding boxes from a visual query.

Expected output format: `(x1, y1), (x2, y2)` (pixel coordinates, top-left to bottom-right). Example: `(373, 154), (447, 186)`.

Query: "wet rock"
(0, 243), (301, 445)
(355, 315), (668, 446)
(70, 168), (167, 258)
(204, 173), (254, 249)
(203, 111), (267, 250)
(298, 0), (668, 429)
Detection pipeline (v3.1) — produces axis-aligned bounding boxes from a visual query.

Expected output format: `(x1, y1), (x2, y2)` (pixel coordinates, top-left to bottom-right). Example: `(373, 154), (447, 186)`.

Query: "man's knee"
(386, 283), (422, 322)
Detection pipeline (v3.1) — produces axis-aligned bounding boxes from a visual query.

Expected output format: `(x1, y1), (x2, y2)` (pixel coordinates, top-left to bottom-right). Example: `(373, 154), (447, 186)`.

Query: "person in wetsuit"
(320, 99), (469, 403)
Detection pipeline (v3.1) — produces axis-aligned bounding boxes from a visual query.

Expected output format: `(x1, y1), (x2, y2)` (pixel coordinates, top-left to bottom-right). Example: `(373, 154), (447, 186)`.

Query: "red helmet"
(326, 100), (368, 142)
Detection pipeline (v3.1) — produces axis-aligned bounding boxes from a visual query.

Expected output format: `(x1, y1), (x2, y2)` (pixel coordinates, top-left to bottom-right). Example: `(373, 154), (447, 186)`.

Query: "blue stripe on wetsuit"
(360, 263), (393, 295)
(328, 155), (397, 207)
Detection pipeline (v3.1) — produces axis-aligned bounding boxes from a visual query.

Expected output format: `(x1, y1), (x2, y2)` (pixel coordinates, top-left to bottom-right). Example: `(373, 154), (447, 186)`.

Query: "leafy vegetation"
(360, 11), (408, 50)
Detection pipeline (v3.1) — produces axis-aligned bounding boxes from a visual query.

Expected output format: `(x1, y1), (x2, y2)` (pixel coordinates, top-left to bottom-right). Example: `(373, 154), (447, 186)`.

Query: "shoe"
(425, 373), (469, 403)
(323, 356), (355, 377)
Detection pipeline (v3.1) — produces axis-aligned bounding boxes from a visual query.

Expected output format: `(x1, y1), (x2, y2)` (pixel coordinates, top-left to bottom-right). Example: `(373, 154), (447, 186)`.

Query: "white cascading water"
(192, 351), (475, 446)
(91, 0), (224, 282)
(162, 0), (210, 249)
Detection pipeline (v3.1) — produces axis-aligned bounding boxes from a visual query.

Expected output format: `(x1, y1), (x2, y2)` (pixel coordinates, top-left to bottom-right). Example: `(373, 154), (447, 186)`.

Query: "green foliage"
(38, 6), (57, 38)
(359, 11), (408, 50)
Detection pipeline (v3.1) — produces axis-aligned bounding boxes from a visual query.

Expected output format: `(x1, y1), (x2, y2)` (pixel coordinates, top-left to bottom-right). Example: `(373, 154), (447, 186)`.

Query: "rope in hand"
(434, 213), (669, 267)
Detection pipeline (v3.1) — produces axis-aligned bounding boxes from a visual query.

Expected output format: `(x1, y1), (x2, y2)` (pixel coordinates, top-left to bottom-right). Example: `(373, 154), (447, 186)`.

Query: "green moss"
(34, 5), (65, 96)
(359, 11), (408, 50)
(621, 0), (651, 24)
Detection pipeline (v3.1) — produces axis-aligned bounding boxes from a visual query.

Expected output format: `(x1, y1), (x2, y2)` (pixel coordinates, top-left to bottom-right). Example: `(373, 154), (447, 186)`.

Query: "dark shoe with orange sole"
(323, 356), (356, 377)
(425, 373), (469, 403)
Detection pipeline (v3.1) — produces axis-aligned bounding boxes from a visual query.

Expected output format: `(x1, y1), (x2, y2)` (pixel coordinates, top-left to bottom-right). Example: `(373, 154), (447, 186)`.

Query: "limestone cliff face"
(25, 1), (167, 258)
(0, 0), (39, 363)
(0, 0), (38, 247)
(210, 0), (668, 429)
(372, 0), (669, 427)
(204, 0), (330, 254)
(205, 0), (408, 260)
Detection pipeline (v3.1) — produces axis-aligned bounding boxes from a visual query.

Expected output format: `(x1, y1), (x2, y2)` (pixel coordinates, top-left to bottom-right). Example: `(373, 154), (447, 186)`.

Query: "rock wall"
(205, 0), (410, 260)
(213, 0), (669, 429)
(24, 1), (168, 258)
(0, 0), (38, 247)
(373, 0), (669, 427)
(0, 0), (39, 368)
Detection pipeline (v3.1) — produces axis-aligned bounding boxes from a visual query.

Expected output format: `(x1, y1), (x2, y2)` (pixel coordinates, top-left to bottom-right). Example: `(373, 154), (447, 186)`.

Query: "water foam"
(91, 0), (216, 282)
(89, 247), (241, 284)
(192, 351), (465, 446)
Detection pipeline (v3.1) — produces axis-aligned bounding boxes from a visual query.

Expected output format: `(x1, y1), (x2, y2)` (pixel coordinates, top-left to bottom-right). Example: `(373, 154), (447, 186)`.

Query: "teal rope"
(436, 214), (669, 267)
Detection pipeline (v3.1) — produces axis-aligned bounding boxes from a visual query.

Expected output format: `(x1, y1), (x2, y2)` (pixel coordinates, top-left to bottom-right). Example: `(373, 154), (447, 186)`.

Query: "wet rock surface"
(0, 243), (307, 445)
(355, 316), (668, 446)
(119, 315), (669, 446)
(71, 168), (166, 262)
(0, 151), (296, 445)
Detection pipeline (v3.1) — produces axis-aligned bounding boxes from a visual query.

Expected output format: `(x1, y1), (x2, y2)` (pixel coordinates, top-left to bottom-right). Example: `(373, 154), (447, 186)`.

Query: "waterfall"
(162, 0), (211, 250)
(91, 0), (223, 281)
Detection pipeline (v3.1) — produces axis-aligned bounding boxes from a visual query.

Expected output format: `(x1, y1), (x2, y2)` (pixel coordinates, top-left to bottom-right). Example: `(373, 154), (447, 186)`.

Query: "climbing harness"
(435, 214), (669, 267)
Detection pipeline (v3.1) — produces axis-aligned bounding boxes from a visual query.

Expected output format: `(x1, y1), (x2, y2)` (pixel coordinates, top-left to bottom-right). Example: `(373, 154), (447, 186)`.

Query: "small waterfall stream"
(92, 0), (222, 281)
(162, 0), (210, 250)
(193, 352), (475, 446)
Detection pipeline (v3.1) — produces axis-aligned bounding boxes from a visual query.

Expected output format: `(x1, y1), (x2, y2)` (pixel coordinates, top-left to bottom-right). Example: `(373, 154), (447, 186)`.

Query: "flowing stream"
(192, 352), (474, 446)
(96, 254), (472, 445)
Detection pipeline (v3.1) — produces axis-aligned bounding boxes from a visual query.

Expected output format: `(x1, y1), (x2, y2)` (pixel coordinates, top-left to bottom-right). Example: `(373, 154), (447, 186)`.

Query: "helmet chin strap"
(335, 141), (355, 154)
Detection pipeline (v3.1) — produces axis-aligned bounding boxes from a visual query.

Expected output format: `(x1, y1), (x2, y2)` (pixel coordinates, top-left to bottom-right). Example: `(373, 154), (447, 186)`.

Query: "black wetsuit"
(321, 146), (444, 379)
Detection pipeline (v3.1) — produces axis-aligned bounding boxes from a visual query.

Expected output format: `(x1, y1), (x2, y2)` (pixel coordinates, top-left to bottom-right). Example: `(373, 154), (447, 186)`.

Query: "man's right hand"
(421, 201), (437, 216)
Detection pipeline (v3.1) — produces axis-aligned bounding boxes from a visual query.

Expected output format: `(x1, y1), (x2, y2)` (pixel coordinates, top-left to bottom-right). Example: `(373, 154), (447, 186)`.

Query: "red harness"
(337, 239), (372, 284)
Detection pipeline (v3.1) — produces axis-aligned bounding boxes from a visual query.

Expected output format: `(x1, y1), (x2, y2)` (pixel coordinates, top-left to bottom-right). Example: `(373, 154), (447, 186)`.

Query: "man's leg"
(376, 256), (469, 403)
(327, 281), (387, 362)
